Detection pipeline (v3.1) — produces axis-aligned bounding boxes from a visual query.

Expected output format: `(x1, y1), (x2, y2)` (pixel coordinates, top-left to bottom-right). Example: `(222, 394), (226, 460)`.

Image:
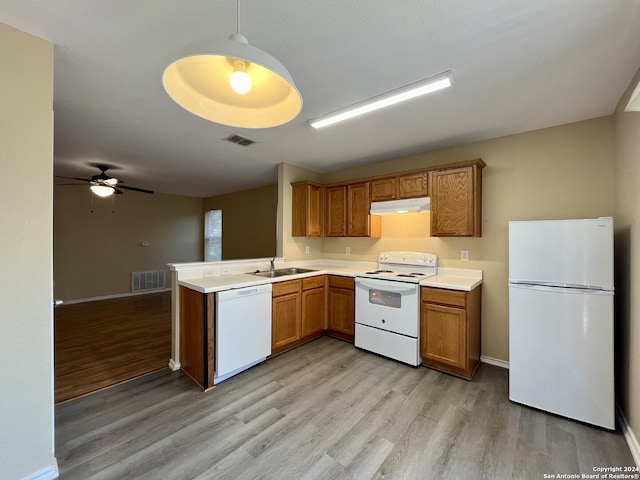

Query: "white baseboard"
(480, 355), (510, 369)
(168, 359), (181, 371)
(617, 403), (640, 467)
(61, 288), (171, 305)
(22, 460), (59, 480)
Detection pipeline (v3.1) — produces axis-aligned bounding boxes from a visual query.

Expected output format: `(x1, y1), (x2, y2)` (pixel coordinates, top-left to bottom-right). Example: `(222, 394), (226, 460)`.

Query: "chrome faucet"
(270, 257), (276, 272)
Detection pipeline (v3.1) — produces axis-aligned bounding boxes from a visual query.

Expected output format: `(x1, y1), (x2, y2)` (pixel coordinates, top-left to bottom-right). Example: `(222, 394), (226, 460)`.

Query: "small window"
(204, 209), (222, 261)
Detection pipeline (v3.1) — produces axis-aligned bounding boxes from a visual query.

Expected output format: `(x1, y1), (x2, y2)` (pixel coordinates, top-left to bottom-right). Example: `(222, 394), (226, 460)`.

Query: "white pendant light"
(162, 1), (302, 129)
(309, 70), (453, 129)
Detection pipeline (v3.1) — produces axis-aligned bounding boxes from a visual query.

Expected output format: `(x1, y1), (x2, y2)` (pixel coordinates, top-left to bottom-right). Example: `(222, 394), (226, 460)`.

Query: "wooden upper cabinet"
(294, 159), (484, 238)
(347, 182), (381, 237)
(430, 161), (484, 237)
(325, 186), (346, 237)
(398, 172), (428, 198)
(371, 177), (397, 201)
(291, 182), (322, 237)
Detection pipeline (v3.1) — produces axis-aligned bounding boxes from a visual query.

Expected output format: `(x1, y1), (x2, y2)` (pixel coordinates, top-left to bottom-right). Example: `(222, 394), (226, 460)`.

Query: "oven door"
(355, 277), (419, 337)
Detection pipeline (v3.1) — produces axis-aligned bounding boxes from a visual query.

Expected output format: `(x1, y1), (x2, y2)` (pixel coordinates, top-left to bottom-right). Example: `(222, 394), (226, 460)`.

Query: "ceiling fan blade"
(114, 187), (124, 195)
(118, 185), (154, 194)
(55, 175), (90, 183)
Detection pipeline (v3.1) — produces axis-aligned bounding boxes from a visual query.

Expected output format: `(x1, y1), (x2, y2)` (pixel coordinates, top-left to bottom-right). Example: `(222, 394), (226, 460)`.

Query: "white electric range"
(354, 251), (437, 365)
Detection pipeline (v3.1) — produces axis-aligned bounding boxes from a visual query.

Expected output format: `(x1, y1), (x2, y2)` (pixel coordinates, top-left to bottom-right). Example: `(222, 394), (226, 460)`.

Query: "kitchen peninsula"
(173, 257), (482, 390)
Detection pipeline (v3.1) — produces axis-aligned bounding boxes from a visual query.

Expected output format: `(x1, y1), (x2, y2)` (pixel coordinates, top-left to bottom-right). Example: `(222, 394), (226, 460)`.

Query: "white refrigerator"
(508, 217), (615, 429)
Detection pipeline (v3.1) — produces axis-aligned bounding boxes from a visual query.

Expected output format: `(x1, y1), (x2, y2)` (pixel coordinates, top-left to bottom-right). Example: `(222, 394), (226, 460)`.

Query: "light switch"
(461, 249), (469, 261)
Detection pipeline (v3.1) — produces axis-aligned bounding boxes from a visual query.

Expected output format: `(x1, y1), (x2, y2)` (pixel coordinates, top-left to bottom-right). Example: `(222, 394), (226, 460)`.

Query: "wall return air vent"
(223, 134), (256, 146)
(131, 270), (166, 292)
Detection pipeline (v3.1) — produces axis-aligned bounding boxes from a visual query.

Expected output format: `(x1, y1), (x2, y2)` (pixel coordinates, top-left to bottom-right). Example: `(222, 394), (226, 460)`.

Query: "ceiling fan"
(55, 165), (154, 197)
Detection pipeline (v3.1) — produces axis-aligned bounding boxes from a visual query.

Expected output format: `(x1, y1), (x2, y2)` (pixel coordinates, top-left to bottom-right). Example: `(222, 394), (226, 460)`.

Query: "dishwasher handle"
(217, 283), (272, 301)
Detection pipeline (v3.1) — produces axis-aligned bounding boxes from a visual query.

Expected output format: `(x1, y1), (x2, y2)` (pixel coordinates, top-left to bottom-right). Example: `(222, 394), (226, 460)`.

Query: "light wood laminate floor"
(55, 337), (634, 479)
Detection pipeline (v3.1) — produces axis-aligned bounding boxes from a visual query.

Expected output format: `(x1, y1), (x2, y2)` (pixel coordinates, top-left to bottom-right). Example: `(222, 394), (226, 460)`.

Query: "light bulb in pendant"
(230, 59), (251, 94)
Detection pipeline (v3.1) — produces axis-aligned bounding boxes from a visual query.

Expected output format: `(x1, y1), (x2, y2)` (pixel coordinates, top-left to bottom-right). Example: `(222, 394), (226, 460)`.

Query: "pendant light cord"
(236, 0), (240, 34)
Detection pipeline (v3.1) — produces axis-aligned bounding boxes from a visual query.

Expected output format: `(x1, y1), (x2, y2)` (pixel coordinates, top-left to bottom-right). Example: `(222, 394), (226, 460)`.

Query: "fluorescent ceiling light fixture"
(162, 1), (302, 128)
(309, 71), (453, 129)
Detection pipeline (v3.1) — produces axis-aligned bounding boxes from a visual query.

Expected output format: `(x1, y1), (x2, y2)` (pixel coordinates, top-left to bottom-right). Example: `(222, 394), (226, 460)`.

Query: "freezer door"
(509, 284), (614, 429)
(508, 218), (613, 289)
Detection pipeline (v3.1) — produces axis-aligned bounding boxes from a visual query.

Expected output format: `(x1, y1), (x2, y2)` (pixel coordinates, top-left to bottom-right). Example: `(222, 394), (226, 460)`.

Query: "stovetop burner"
(357, 251), (438, 283)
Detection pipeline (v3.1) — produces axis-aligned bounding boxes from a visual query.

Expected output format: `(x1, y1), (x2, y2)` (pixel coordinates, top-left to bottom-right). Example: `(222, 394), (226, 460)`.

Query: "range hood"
(370, 197), (431, 215)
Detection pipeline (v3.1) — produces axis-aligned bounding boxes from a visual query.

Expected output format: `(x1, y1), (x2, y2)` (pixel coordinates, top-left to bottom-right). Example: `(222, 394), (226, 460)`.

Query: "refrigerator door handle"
(508, 282), (613, 295)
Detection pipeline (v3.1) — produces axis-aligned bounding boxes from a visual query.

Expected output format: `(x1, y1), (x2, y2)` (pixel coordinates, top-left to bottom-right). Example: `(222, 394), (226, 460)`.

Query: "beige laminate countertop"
(178, 264), (482, 294)
(420, 267), (483, 291)
(177, 264), (367, 294)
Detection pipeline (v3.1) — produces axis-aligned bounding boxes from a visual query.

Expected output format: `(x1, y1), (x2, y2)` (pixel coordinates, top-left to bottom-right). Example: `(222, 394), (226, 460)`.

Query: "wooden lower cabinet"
(420, 285), (481, 380)
(301, 276), (325, 337)
(271, 280), (302, 353)
(272, 292), (301, 350)
(179, 286), (215, 390)
(327, 275), (355, 342)
(271, 276), (326, 356)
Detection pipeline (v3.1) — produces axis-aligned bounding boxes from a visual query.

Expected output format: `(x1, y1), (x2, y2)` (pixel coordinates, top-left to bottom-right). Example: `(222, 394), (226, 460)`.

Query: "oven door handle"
(355, 277), (417, 294)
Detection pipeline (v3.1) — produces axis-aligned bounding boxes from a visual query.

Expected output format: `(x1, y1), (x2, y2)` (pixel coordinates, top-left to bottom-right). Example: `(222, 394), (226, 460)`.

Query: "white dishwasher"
(215, 283), (272, 383)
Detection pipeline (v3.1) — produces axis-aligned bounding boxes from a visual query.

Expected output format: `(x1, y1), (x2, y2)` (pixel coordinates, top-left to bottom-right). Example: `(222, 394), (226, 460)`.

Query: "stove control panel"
(378, 251), (437, 267)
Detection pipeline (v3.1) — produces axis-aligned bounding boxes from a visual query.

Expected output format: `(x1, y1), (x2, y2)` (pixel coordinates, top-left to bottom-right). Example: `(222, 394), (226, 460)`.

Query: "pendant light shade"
(163, 33), (302, 128)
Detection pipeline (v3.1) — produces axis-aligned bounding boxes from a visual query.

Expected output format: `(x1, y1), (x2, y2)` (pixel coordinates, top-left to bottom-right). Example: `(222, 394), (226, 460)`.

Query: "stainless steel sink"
(275, 267), (317, 275)
(252, 270), (289, 278)
(251, 267), (317, 278)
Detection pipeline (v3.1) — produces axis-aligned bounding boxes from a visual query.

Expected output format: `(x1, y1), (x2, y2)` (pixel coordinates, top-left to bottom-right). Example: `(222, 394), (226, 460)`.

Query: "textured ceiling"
(2, 0), (640, 197)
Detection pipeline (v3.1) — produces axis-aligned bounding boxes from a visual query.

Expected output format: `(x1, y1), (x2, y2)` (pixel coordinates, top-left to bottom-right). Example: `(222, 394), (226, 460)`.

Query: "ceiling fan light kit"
(309, 70), (454, 129)
(89, 184), (115, 197)
(162, 2), (302, 129)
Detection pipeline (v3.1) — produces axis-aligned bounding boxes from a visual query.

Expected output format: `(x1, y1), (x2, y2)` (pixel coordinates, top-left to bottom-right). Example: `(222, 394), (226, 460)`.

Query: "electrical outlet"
(305, 245), (310, 254)
(346, 246), (351, 256)
(461, 250), (469, 262)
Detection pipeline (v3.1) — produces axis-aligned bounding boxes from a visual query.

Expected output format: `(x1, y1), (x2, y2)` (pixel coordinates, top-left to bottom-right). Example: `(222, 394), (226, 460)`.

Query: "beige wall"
(282, 117), (615, 362)
(203, 184), (278, 260)
(614, 68), (640, 452)
(54, 186), (203, 301)
(0, 23), (56, 479)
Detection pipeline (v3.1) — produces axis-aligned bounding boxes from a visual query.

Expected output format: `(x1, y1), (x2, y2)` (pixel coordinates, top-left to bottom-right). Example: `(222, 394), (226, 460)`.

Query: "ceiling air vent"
(223, 134), (256, 146)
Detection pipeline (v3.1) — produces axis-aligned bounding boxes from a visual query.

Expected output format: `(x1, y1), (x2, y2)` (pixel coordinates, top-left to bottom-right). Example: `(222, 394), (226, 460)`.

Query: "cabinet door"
(430, 166), (478, 237)
(328, 286), (355, 337)
(301, 287), (324, 337)
(326, 186), (346, 237)
(292, 183), (322, 237)
(272, 293), (301, 350)
(347, 182), (373, 237)
(398, 172), (428, 198)
(371, 177), (397, 201)
(307, 185), (322, 236)
(421, 302), (466, 369)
